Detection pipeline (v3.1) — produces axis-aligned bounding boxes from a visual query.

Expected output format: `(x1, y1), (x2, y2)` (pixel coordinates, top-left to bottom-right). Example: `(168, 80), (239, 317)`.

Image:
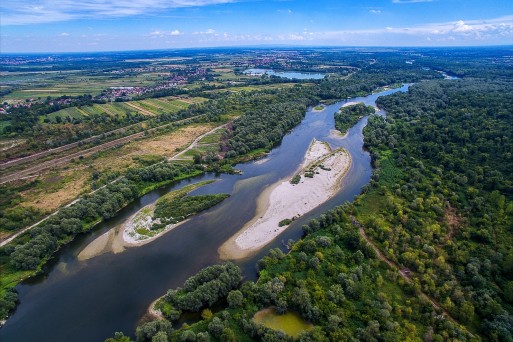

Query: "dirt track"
(0, 122), (146, 170)
(352, 216), (475, 338)
(0, 115), (205, 184)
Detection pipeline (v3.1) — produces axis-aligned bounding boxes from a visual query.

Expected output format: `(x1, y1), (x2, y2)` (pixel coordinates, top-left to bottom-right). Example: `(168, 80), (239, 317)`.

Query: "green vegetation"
(154, 194), (229, 226)
(278, 218), (293, 227)
(361, 76), (513, 339)
(0, 162), (204, 317)
(132, 154), (166, 166)
(155, 263), (241, 322)
(334, 102), (375, 134)
(290, 175), (301, 185)
(3, 48), (512, 339)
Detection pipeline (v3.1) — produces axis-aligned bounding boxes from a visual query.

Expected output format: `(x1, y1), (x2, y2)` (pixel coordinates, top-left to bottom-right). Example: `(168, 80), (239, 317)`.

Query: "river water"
(0, 85), (409, 342)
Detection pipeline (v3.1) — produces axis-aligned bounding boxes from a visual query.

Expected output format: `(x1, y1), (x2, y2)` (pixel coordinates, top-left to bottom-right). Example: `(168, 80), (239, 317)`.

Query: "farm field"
(1, 72), (166, 103)
(41, 96), (206, 122)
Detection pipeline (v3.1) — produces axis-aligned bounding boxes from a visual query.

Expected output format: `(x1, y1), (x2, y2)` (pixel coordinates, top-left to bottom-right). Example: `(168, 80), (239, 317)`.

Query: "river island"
(219, 139), (351, 260)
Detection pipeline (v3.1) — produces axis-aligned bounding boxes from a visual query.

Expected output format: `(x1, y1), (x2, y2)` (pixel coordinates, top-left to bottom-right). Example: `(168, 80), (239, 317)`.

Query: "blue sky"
(1, 0), (512, 52)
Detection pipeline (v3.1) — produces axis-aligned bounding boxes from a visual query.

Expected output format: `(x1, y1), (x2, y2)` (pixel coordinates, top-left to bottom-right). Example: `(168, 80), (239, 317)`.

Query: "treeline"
(334, 103), (375, 134)
(363, 77), (513, 339)
(157, 263), (241, 319)
(1, 97), (219, 161)
(223, 88), (317, 157)
(316, 62), (437, 100)
(153, 194), (229, 227)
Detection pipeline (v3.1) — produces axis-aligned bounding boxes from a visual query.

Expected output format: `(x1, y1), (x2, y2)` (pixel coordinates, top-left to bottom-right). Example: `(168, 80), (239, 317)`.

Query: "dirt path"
(352, 216), (475, 338)
(170, 122), (229, 161)
(0, 176), (119, 247)
(125, 102), (155, 116)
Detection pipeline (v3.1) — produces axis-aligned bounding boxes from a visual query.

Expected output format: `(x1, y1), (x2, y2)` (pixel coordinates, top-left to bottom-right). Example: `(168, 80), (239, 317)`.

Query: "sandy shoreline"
(341, 101), (362, 107)
(78, 204), (190, 260)
(219, 139), (351, 260)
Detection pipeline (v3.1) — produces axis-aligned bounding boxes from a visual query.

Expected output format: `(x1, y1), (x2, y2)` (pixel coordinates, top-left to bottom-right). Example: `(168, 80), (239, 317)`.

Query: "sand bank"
(341, 101), (362, 107)
(219, 139), (351, 260)
(78, 203), (190, 260)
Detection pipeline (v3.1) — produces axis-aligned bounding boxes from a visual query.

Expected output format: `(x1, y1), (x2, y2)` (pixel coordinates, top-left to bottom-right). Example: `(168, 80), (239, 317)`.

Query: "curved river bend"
(0, 85), (409, 342)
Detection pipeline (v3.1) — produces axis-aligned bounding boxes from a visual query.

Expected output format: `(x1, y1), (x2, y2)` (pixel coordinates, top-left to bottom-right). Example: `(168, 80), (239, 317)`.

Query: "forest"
(2, 48), (511, 341)
(104, 55), (512, 341)
(334, 103), (375, 135)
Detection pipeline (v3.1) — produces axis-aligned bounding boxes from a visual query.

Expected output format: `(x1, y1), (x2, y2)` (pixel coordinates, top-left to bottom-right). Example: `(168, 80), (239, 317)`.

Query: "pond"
(253, 307), (313, 338)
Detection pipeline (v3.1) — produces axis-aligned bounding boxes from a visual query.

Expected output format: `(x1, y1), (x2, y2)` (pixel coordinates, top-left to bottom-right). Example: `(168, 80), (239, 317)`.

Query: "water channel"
(0, 85), (410, 342)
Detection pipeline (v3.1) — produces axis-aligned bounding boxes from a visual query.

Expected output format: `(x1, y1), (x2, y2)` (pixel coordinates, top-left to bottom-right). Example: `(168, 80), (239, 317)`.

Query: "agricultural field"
(1, 71), (166, 103)
(41, 96), (206, 122)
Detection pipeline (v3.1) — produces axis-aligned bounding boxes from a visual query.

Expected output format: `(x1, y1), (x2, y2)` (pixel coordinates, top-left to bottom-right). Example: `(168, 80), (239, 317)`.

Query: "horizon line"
(2, 44), (512, 55)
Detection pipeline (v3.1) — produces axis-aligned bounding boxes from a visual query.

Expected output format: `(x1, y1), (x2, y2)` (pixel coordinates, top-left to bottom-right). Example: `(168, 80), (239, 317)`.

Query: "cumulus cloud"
(1, 0), (238, 25)
(150, 29), (182, 37)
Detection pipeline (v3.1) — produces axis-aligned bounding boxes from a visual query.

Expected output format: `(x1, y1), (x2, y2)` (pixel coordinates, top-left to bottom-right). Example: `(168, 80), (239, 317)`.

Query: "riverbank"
(78, 181), (219, 260)
(219, 139), (351, 260)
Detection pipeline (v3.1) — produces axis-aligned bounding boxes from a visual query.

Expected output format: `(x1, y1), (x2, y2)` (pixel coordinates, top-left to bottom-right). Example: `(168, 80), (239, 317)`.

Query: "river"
(0, 85), (409, 342)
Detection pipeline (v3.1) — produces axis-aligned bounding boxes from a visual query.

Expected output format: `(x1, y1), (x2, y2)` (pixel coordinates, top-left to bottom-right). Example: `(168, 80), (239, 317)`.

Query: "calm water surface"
(0, 85), (409, 342)
(243, 68), (325, 80)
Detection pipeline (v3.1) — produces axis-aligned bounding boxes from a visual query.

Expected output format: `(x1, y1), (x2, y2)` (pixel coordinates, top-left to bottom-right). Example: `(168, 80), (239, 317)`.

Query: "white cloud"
(301, 16), (513, 45)
(150, 29), (182, 37)
(59, 32), (70, 36)
(1, 0), (238, 25)
(206, 28), (216, 34)
(369, 9), (381, 14)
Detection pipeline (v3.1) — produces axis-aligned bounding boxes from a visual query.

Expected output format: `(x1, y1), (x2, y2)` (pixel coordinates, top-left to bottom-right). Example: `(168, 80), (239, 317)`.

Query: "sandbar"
(219, 139), (351, 260)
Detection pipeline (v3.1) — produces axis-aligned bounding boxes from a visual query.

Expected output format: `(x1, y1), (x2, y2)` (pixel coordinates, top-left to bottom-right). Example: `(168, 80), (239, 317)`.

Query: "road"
(0, 121), (148, 170)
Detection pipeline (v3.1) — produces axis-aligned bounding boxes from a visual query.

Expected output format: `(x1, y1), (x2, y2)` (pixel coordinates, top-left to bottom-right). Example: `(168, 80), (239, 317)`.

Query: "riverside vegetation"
(334, 103), (376, 135)
(2, 48), (511, 340)
(105, 49), (512, 341)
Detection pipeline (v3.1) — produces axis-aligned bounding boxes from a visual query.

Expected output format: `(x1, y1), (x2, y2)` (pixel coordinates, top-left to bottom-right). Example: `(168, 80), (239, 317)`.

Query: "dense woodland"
(334, 103), (375, 135)
(105, 53), (512, 341)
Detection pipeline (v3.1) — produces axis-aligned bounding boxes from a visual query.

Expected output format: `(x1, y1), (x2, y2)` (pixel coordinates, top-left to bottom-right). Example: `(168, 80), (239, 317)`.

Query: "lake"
(243, 68), (325, 80)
